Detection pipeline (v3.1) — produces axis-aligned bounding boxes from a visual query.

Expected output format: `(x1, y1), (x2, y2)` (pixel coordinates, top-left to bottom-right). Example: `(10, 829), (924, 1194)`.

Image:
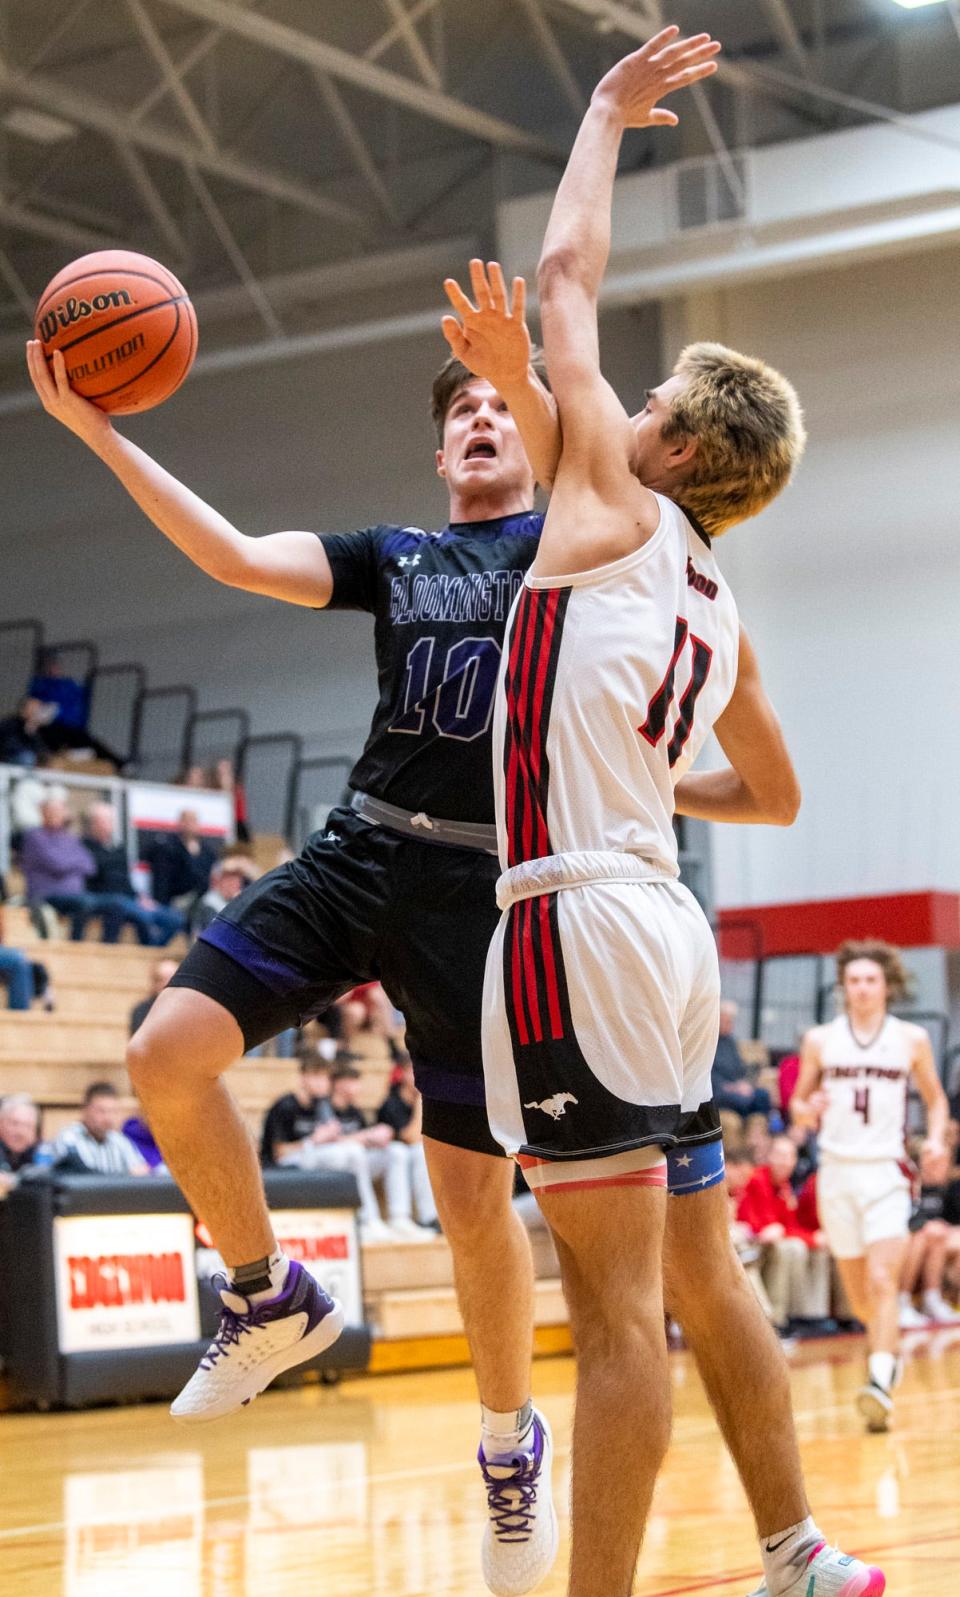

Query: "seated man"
(376, 1055), (439, 1231)
(50, 1082), (150, 1176)
(263, 1054), (403, 1243)
(712, 998), (772, 1121)
(27, 649), (119, 765)
(147, 809), (217, 910)
(0, 901), (36, 1011)
(85, 802), (186, 946)
(0, 697), (58, 767)
(191, 854), (259, 935)
(19, 795), (120, 942)
(737, 1135), (831, 1333)
(0, 1093), (47, 1197)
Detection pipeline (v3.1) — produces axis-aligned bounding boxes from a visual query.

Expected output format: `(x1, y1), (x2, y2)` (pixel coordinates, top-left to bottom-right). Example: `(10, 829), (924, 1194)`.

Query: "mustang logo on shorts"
(524, 1093), (579, 1120)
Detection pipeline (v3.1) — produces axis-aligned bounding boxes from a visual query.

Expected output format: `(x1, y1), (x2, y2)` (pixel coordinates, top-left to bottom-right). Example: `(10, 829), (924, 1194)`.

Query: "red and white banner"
(126, 781), (234, 839)
(271, 1208), (362, 1328)
(54, 1213), (201, 1353)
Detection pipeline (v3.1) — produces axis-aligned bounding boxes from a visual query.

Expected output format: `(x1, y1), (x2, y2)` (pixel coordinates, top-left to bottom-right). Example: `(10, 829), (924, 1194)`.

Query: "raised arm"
(26, 342), (333, 608)
(442, 260), (561, 490)
(537, 28), (720, 483)
(673, 627), (801, 826)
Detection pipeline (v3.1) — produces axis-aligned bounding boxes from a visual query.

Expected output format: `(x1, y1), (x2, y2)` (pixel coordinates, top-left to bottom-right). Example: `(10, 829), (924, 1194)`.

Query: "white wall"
(664, 249), (960, 909)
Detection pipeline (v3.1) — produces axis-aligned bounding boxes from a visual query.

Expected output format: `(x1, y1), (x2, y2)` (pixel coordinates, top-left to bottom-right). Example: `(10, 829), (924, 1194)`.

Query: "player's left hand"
(921, 1137), (949, 1184)
(591, 26), (721, 130)
(442, 260), (532, 392)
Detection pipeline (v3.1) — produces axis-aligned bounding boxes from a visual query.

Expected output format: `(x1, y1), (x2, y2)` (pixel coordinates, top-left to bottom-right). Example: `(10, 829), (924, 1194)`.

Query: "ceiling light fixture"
(890, 0), (947, 9)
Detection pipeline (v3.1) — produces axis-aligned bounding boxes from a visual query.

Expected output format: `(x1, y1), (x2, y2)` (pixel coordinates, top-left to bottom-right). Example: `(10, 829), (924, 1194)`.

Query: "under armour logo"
(524, 1093), (578, 1121)
(410, 812), (434, 830)
(397, 554), (422, 568)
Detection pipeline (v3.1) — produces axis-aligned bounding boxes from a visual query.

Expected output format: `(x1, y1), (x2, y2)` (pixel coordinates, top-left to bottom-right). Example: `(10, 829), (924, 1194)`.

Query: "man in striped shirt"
(52, 1082), (150, 1177)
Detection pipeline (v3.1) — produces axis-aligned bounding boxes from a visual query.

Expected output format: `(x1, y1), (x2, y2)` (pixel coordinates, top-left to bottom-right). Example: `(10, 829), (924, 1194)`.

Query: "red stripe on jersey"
(503, 588), (530, 866)
(538, 892), (564, 1040)
(515, 592), (540, 864)
(528, 588), (559, 857)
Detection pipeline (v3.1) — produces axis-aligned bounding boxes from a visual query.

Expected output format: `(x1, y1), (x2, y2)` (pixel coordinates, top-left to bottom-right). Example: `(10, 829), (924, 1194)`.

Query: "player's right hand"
(26, 341), (114, 450)
(442, 260), (532, 393)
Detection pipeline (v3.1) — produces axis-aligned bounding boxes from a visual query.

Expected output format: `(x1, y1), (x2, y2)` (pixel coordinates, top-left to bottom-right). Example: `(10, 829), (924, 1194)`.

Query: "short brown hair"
(835, 940), (913, 1005)
(430, 348), (550, 446)
(662, 341), (806, 536)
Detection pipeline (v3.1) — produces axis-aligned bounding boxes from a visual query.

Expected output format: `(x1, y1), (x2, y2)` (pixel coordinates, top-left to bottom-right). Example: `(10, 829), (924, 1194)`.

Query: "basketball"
(33, 249), (198, 414)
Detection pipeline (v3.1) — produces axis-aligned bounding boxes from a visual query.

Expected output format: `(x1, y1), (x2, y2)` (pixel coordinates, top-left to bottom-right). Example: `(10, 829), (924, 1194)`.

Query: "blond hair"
(662, 342), (806, 536)
(836, 940), (914, 1006)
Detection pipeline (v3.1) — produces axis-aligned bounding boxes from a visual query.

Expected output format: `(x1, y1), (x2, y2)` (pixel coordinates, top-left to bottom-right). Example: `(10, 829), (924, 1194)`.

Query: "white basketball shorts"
(481, 850), (723, 1196)
(817, 1157), (913, 1259)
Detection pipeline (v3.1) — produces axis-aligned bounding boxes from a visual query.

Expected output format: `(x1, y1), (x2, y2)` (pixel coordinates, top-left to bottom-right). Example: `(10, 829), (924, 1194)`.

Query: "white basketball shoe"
(478, 1408), (559, 1596)
(745, 1542), (886, 1595)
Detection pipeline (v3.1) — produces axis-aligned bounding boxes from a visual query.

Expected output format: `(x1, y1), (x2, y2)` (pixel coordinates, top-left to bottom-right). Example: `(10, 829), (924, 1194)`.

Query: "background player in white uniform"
(445, 28), (884, 1597)
(794, 941), (948, 1432)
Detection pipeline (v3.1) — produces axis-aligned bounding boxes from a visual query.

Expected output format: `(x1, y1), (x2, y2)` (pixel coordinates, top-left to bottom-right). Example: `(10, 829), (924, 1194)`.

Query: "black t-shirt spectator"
(261, 1093), (335, 1164)
(332, 1102), (368, 1136)
(0, 1137), (40, 1174)
(377, 1087), (413, 1137)
(149, 836), (216, 905)
(87, 839), (137, 897)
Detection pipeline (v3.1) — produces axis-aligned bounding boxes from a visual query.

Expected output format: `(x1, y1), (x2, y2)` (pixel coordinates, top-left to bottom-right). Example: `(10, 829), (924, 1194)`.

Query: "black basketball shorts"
(170, 807), (505, 1157)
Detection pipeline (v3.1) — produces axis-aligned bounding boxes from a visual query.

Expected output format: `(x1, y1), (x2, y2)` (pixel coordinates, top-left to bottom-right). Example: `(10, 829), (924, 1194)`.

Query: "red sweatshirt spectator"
(737, 1137), (830, 1329)
(737, 1135), (820, 1247)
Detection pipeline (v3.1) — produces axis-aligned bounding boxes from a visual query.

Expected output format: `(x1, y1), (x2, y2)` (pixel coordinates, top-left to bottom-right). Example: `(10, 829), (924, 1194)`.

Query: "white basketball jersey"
(494, 494), (740, 875)
(817, 1014), (913, 1162)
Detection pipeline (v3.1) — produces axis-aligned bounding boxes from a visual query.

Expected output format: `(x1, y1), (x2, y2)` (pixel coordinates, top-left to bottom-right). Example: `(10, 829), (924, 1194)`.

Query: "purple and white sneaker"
(479, 1409), (559, 1596)
(171, 1260), (344, 1424)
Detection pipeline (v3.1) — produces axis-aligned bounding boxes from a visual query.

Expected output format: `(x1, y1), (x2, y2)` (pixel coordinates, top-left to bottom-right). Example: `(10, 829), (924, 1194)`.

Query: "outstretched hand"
(591, 25), (721, 129)
(25, 340), (114, 450)
(442, 259), (532, 392)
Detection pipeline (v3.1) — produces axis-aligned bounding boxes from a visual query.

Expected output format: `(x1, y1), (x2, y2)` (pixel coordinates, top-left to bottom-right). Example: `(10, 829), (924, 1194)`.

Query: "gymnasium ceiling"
(0, 0), (958, 375)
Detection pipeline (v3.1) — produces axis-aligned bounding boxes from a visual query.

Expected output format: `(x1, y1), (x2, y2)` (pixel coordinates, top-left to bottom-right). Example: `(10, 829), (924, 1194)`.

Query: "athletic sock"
(760, 1516), (823, 1596)
(228, 1246), (289, 1304)
(868, 1351), (897, 1392)
(480, 1399), (535, 1458)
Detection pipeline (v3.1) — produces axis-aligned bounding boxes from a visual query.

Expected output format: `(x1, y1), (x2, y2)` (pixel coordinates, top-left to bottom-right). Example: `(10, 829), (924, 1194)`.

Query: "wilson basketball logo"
(38, 288), (133, 344)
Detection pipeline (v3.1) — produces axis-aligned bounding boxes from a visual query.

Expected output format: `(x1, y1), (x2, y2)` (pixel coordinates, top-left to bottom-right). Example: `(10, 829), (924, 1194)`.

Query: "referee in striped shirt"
(51, 1082), (150, 1176)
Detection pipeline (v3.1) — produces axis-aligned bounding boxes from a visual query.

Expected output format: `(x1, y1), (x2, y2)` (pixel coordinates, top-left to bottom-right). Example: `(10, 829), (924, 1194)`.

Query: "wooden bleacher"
(0, 905), (570, 1369)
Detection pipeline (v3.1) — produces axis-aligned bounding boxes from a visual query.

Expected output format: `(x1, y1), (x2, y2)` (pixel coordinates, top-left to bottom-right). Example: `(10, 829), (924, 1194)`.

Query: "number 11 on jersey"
(638, 615), (714, 769)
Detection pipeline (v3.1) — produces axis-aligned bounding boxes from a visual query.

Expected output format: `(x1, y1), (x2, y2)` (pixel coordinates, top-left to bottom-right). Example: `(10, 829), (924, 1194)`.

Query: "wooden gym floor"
(2, 1328), (959, 1597)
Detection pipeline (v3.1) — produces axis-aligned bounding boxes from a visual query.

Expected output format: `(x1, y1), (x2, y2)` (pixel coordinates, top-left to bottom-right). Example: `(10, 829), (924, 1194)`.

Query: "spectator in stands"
(212, 758), (250, 842)
(711, 999), (772, 1122)
(8, 772), (68, 843)
(327, 1062), (427, 1240)
(0, 1093), (46, 1196)
(27, 650), (119, 767)
(899, 1120), (960, 1325)
(148, 809), (216, 911)
(85, 803), (186, 946)
(191, 854), (259, 935)
(263, 1056), (405, 1243)
(737, 1134), (831, 1333)
(0, 696), (58, 767)
(130, 957), (179, 1036)
(19, 795), (107, 941)
(50, 1082), (149, 1176)
(376, 1056), (438, 1230)
(0, 901), (37, 1011)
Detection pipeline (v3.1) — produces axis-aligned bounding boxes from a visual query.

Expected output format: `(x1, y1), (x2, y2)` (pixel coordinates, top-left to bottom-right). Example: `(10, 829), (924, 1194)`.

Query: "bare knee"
(867, 1257), (900, 1302)
(126, 989), (242, 1096)
(425, 1142), (513, 1245)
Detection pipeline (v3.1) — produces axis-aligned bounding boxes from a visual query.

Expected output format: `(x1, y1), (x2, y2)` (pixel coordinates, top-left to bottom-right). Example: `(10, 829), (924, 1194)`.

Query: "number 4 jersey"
(817, 1014), (913, 1162)
(319, 512), (543, 823)
(493, 493), (739, 876)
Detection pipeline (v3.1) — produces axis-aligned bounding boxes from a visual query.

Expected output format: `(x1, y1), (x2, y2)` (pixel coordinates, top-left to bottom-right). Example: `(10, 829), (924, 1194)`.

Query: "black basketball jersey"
(319, 512), (543, 823)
